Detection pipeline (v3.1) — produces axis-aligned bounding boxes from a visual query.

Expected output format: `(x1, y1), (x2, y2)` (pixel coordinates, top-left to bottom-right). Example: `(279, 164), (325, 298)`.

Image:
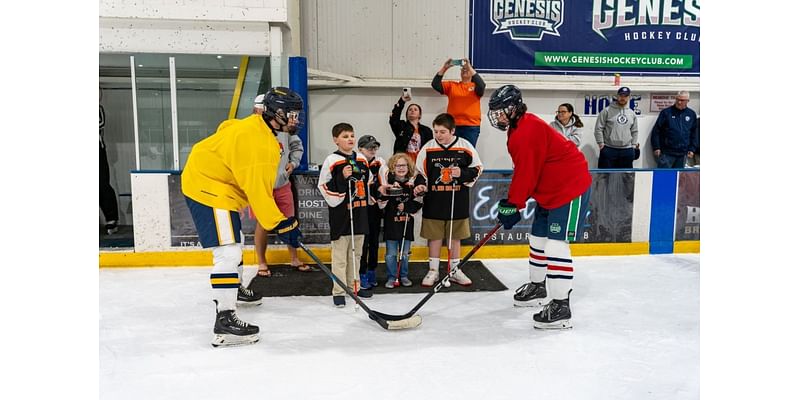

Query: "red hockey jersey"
(506, 113), (592, 210)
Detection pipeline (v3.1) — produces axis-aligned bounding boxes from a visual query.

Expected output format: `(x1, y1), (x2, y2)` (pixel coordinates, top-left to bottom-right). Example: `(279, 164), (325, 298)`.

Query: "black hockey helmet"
(487, 84), (525, 131)
(262, 87), (305, 132)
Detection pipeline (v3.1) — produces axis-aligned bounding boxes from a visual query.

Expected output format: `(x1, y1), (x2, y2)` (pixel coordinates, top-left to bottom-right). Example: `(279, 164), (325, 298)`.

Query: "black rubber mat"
(247, 261), (507, 297)
(99, 225), (134, 248)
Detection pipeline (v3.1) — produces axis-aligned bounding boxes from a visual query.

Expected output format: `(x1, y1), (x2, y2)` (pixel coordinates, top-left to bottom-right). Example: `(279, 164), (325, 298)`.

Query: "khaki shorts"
(420, 218), (470, 241)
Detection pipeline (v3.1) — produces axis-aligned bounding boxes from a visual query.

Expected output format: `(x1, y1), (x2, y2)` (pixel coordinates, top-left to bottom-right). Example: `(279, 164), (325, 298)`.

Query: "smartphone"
(403, 87), (411, 96)
(450, 59), (464, 66)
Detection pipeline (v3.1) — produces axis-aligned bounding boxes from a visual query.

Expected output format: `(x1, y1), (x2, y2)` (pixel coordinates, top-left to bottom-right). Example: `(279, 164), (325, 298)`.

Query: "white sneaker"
(450, 268), (472, 286)
(421, 269), (438, 287)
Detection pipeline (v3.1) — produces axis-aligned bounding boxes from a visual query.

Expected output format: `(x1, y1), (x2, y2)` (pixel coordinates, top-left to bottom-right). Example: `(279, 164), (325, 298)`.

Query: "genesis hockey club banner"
(469, 0), (700, 75)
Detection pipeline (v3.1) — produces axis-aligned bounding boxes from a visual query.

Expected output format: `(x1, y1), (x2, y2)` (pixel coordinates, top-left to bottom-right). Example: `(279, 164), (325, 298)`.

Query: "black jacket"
(389, 97), (433, 154)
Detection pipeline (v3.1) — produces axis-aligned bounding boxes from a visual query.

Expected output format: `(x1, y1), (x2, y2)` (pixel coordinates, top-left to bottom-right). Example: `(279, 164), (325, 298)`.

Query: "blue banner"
(469, 0), (700, 75)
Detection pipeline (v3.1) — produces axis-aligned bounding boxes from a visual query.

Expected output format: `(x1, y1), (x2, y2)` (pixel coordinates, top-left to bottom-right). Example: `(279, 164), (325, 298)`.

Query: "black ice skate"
(237, 286), (263, 306)
(533, 298), (572, 330)
(212, 309), (260, 347)
(513, 281), (547, 307)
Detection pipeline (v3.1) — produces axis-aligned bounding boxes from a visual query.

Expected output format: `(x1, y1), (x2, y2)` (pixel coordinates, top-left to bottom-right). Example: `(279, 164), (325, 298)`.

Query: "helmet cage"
(488, 104), (517, 131)
(262, 87), (305, 133)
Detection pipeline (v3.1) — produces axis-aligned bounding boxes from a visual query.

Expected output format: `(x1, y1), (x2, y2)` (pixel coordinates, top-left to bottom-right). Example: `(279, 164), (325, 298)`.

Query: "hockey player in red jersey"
(487, 85), (592, 329)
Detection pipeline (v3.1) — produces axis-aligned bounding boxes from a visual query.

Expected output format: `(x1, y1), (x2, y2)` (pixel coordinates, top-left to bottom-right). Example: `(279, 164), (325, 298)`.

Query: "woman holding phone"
(389, 88), (432, 162)
(431, 58), (486, 148)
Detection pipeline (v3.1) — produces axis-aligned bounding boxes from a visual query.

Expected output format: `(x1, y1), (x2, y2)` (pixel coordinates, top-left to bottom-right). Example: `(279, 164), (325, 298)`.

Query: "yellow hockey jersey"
(182, 114), (286, 231)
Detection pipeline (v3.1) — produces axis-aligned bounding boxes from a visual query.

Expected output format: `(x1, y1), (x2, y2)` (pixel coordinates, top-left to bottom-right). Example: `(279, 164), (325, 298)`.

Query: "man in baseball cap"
(594, 86), (639, 168)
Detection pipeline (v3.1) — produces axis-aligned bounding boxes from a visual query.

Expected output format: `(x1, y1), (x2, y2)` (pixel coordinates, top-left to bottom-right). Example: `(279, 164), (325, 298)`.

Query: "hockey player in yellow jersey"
(182, 87), (304, 347)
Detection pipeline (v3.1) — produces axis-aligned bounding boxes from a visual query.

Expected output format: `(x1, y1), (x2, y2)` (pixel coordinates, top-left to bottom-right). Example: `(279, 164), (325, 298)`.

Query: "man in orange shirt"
(431, 58), (486, 148)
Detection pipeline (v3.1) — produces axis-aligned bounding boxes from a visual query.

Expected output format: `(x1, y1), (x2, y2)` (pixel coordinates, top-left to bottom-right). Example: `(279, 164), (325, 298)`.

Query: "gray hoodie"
(274, 130), (304, 189)
(594, 102), (638, 148)
(549, 117), (582, 146)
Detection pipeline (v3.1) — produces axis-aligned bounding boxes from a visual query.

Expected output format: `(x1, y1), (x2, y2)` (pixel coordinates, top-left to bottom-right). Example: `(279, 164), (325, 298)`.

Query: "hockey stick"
(347, 178), (360, 311)
(393, 209), (409, 287)
(298, 242), (422, 330)
(444, 179), (457, 288)
(371, 222), (502, 322)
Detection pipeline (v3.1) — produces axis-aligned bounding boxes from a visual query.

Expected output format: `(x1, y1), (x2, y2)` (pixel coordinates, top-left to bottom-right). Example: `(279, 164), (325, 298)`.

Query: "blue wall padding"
(649, 170), (678, 254)
(289, 57), (309, 171)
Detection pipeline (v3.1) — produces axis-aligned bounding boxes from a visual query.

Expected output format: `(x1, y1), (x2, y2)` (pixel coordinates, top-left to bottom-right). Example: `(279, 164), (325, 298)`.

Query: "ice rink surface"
(100, 254), (699, 400)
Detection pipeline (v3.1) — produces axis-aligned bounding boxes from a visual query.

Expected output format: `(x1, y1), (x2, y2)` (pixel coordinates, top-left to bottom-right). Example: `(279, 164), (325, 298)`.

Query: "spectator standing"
(594, 87), (639, 168)
(357, 135), (386, 292)
(389, 89), (433, 163)
(431, 58), (486, 147)
(549, 103), (583, 146)
(318, 123), (374, 306)
(415, 113), (483, 287)
(99, 89), (119, 235)
(650, 91), (699, 168)
(377, 153), (424, 288)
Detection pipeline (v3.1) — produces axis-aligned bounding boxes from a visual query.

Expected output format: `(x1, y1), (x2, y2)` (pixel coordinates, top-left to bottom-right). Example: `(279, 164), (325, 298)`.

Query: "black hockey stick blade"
(298, 242), (422, 330)
(371, 223), (503, 321)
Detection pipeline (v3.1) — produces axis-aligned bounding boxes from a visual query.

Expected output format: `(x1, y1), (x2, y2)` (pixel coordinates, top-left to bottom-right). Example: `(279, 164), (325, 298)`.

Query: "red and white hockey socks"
(528, 235), (548, 283)
(544, 239), (573, 300)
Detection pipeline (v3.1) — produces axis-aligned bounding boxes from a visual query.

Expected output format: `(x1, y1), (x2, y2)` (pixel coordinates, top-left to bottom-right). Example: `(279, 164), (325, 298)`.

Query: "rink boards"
(101, 168), (698, 267)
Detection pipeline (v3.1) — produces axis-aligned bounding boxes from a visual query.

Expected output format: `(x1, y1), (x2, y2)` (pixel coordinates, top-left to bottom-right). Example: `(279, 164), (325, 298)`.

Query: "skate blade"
(237, 299), (263, 306)
(387, 315), (422, 330)
(533, 319), (572, 330)
(211, 333), (260, 347)
(514, 298), (547, 307)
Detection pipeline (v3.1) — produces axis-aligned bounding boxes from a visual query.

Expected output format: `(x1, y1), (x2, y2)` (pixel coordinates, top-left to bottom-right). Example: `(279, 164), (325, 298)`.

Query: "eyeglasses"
(395, 164), (408, 168)
(676, 98), (690, 102)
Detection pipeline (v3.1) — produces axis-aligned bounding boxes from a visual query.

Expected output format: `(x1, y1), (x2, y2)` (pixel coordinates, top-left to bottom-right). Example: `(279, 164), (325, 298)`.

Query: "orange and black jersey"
(365, 155), (386, 203)
(415, 137), (483, 220)
(318, 151), (372, 241)
(378, 171), (425, 241)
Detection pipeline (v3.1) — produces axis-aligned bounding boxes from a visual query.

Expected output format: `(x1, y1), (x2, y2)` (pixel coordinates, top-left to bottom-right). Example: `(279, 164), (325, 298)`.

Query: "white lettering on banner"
(298, 210), (324, 220)
(592, 0), (700, 40)
(491, 0), (564, 41)
(298, 199), (326, 209)
(473, 186), (537, 221)
(623, 30), (697, 42)
(475, 231), (531, 242)
(584, 95), (642, 115)
(297, 188), (317, 197)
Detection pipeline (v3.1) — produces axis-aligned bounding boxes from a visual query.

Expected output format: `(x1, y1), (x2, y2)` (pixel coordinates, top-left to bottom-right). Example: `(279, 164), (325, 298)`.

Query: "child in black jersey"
(318, 123), (374, 307)
(357, 135), (386, 291)
(378, 152), (425, 288)
(414, 113), (483, 287)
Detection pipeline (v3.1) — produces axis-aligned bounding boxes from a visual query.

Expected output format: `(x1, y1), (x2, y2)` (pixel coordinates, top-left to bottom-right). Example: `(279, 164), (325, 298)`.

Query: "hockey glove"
(497, 199), (521, 230)
(274, 217), (303, 248)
